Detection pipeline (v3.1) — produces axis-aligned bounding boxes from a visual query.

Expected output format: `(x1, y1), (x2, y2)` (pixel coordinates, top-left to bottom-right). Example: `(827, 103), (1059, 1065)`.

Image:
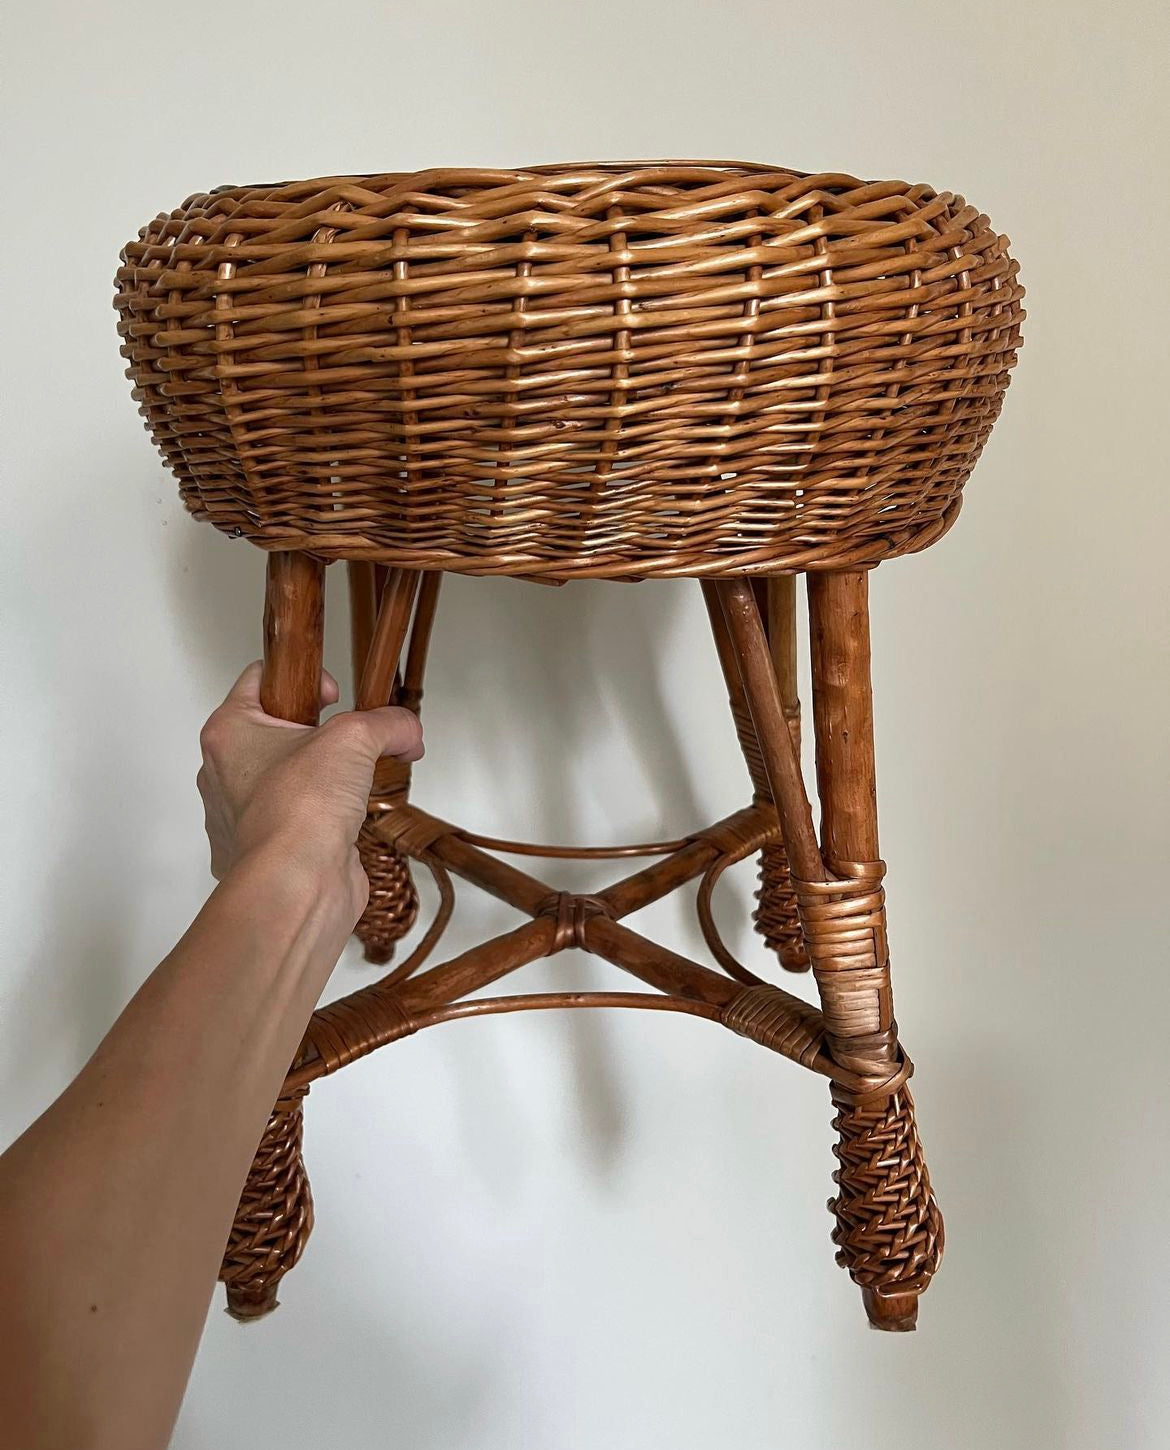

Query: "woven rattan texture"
(219, 1093), (313, 1317)
(354, 819), (418, 965)
(829, 1088), (943, 1294)
(115, 163), (1023, 579)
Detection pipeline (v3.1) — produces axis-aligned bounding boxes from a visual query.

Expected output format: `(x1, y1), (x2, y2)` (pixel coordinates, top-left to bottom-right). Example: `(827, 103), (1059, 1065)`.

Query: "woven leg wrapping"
(355, 816), (419, 965)
(829, 1085), (943, 1307)
(722, 674), (808, 974)
(220, 1091), (314, 1320)
(754, 842), (810, 971)
(794, 863), (943, 1324)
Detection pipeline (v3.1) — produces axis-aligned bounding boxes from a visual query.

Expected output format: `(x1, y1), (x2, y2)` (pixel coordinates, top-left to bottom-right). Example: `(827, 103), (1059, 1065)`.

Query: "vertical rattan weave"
(115, 161), (1023, 1330)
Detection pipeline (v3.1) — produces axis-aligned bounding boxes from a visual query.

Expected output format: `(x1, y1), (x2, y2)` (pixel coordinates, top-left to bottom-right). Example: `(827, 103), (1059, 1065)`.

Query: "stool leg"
(754, 578), (809, 972)
(701, 580), (808, 971)
(219, 550), (324, 1319)
(806, 570), (943, 1330)
(717, 575), (942, 1330)
(349, 568), (439, 964)
(349, 562), (417, 964)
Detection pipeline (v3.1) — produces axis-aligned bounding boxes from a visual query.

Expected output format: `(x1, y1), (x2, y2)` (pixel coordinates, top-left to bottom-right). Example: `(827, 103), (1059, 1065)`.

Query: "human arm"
(0, 664), (422, 1450)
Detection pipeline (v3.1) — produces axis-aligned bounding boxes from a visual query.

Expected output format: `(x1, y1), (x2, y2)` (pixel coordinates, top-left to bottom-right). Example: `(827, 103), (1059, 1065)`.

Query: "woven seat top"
(115, 162), (1023, 579)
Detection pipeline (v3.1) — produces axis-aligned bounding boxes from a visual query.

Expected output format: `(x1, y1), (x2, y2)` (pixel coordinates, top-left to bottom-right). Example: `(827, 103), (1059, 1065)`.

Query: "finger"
(359, 706), (425, 763)
(319, 670), (340, 708)
(368, 706), (425, 762)
(222, 660), (314, 732)
(327, 706), (425, 764)
(222, 661), (263, 709)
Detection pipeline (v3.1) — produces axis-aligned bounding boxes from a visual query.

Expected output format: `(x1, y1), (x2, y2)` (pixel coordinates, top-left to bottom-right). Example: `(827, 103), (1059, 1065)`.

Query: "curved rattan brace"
(376, 855), (456, 989)
(403, 991), (726, 1030)
(453, 830), (691, 860)
(289, 984), (736, 1094)
(696, 839), (769, 986)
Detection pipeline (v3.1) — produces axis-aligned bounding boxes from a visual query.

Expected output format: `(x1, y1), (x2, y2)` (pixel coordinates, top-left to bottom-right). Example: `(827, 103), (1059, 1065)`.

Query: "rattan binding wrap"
(115, 162), (1022, 579)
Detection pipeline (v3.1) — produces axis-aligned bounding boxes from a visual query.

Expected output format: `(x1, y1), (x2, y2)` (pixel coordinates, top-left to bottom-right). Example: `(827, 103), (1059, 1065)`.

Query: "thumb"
(324, 706), (425, 765)
(222, 660), (263, 709)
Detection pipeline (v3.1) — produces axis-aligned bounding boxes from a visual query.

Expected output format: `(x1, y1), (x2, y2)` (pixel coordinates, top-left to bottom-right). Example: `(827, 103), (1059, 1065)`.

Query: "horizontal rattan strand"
(453, 828), (692, 858)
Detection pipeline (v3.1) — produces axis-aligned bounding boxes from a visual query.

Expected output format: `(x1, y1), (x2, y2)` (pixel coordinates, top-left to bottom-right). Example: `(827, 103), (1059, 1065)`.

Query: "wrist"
(225, 836), (360, 933)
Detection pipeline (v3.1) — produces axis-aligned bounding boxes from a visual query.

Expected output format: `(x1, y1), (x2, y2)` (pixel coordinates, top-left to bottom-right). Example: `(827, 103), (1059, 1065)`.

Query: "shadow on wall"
(0, 487), (211, 1128)
(424, 572), (714, 1181)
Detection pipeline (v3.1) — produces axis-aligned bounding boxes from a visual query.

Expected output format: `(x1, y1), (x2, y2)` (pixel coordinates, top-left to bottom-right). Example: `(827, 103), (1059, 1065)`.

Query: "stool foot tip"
(225, 1283), (280, 1321)
(361, 944), (395, 966)
(862, 1287), (920, 1332)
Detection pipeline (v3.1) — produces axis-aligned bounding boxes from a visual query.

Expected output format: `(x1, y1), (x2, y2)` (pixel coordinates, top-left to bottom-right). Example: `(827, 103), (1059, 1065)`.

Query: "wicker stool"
(115, 163), (1023, 1330)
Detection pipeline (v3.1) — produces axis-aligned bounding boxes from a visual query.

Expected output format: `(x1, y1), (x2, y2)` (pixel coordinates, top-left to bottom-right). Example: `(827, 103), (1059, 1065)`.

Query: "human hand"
(196, 662), (423, 916)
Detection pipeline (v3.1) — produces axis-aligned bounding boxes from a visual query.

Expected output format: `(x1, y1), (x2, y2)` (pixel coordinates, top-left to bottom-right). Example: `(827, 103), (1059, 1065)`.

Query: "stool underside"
(187, 489), (965, 580)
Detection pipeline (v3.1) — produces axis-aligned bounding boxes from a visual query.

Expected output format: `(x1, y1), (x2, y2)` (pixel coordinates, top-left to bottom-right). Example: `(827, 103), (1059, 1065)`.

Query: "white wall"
(3, 3), (1168, 1446)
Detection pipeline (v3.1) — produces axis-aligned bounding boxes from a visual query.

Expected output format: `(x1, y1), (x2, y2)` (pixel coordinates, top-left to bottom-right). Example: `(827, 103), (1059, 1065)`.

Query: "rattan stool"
(115, 162), (1023, 1331)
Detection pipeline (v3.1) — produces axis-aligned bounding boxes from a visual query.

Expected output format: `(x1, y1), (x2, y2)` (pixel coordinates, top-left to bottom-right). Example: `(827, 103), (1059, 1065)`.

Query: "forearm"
(0, 847), (354, 1450)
